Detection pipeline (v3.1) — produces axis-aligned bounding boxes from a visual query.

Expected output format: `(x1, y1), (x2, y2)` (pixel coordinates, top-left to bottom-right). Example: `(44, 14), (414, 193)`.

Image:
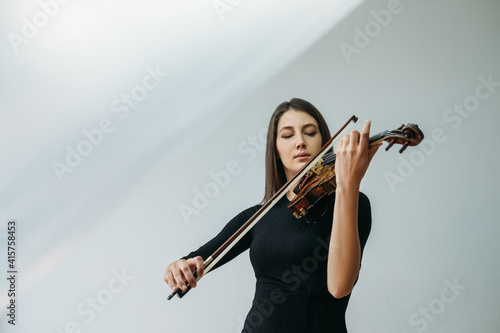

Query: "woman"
(163, 98), (381, 332)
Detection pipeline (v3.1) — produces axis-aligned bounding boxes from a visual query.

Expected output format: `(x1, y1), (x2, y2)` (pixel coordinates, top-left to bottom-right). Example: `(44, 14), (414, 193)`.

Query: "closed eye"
(281, 131), (316, 139)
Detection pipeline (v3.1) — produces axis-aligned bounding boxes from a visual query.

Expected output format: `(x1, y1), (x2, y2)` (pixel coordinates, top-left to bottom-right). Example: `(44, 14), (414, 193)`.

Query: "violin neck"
(320, 131), (391, 166)
(369, 131), (390, 146)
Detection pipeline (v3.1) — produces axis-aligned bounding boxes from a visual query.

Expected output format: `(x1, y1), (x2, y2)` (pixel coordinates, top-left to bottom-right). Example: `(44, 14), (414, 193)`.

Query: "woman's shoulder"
(227, 202), (262, 221)
(239, 202), (263, 217)
(359, 191), (370, 204)
(221, 202), (263, 233)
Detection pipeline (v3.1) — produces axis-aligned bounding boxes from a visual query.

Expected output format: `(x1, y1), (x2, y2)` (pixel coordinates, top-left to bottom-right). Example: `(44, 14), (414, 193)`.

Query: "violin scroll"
(383, 123), (424, 153)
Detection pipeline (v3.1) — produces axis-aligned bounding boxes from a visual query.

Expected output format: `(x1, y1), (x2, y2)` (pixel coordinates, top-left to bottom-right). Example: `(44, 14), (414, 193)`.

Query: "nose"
(296, 134), (306, 149)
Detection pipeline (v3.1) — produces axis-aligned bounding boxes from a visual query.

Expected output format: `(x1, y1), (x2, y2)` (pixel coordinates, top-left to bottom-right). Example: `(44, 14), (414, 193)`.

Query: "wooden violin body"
(288, 123), (424, 222)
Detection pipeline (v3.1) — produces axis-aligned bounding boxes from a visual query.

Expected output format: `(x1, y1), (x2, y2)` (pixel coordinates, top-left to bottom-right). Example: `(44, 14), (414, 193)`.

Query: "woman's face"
(276, 110), (323, 181)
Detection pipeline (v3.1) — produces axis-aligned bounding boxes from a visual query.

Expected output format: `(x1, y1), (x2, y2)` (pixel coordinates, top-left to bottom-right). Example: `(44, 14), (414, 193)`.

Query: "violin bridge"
(311, 158), (324, 174)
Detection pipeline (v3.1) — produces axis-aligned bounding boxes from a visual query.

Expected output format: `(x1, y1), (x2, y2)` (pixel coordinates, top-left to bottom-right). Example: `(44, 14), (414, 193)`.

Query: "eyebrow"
(279, 123), (318, 133)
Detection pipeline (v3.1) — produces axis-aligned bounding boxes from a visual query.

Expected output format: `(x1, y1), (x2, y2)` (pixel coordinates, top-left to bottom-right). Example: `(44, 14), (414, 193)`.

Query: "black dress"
(182, 192), (372, 333)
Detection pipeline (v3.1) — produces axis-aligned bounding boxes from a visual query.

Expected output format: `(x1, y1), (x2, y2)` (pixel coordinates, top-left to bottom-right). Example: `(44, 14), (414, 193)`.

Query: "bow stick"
(167, 115), (359, 300)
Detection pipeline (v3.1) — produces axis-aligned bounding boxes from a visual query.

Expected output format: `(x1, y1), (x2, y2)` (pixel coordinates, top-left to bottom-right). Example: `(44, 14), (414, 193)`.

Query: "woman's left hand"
(335, 120), (381, 189)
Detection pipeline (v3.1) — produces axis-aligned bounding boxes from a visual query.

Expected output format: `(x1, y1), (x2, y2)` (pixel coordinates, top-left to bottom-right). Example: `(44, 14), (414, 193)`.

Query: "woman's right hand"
(163, 256), (205, 292)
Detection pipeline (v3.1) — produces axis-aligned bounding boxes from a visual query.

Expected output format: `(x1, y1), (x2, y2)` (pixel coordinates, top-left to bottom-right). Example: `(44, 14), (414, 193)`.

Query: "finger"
(172, 266), (188, 291)
(187, 256), (204, 282)
(342, 133), (350, 148)
(164, 264), (178, 290)
(359, 120), (371, 148)
(194, 256), (205, 278)
(163, 266), (170, 284)
(181, 264), (197, 289)
(164, 270), (176, 291)
(163, 268), (169, 284)
(337, 137), (344, 152)
(349, 129), (360, 148)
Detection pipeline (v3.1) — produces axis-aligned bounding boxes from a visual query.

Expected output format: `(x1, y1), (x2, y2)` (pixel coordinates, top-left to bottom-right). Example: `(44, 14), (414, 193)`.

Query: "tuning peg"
(399, 143), (409, 153)
(385, 139), (395, 151)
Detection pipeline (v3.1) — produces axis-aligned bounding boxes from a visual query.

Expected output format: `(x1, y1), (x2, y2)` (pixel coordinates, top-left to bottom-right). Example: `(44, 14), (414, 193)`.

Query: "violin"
(288, 123), (424, 222)
(167, 117), (424, 300)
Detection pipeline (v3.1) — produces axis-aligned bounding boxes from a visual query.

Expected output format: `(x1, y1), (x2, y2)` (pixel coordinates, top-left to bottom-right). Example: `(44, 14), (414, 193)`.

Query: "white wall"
(1, 0), (499, 332)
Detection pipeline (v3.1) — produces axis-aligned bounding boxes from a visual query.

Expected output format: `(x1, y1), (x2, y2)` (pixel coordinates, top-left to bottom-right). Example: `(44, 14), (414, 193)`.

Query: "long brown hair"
(263, 98), (331, 203)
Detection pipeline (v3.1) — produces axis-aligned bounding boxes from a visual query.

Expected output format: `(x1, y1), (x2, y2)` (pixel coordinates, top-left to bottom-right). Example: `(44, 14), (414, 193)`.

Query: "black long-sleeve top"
(182, 192), (372, 332)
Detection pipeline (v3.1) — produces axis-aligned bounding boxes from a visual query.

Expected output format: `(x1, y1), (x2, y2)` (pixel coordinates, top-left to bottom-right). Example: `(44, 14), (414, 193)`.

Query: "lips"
(295, 152), (310, 159)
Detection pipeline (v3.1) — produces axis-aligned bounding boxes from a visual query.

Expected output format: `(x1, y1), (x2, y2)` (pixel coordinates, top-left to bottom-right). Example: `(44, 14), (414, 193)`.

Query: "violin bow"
(167, 115), (359, 300)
